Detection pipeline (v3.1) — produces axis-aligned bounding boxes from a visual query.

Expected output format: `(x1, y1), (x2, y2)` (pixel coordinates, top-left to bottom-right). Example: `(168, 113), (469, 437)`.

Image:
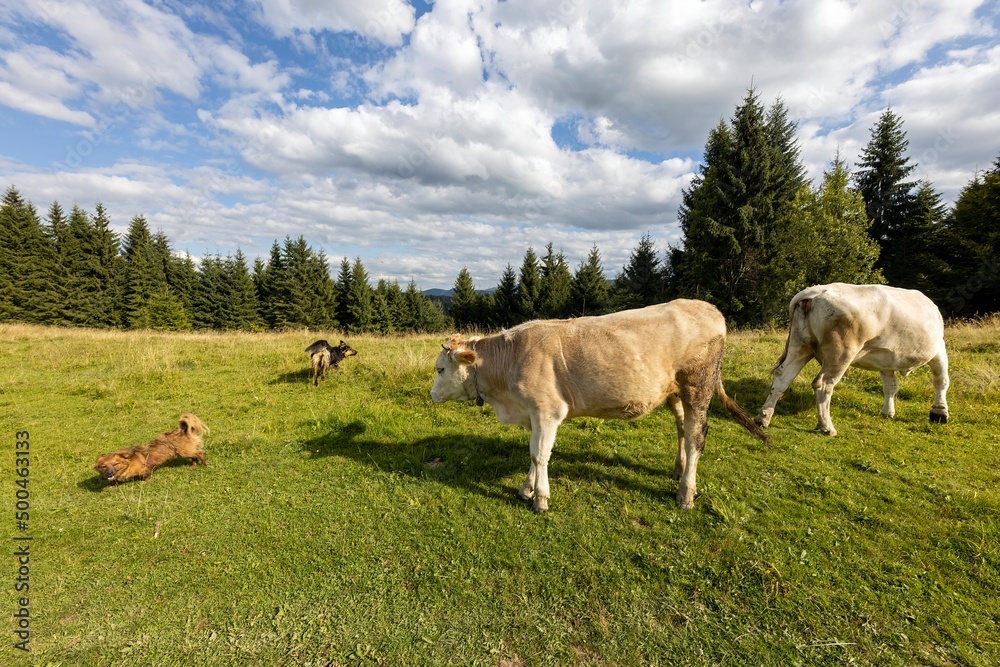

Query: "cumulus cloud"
(254, 0), (415, 46)
(0, 0), (998, 289)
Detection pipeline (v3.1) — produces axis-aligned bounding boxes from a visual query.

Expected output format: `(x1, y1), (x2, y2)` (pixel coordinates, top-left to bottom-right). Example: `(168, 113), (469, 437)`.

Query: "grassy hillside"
(1, 320), (998, 666)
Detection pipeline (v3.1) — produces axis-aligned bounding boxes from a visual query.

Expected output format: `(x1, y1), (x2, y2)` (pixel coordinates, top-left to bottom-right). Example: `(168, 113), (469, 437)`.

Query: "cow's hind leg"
(756, 345), (814, 428)
(676, 377), (714, 510)
(880, 370), (899, 419)
(928, 347), (950, 423)
(667, 395), (686, 481)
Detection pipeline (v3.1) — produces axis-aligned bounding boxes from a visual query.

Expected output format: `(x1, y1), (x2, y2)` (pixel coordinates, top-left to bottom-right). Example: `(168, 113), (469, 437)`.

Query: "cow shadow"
(302, 419), (681, 507)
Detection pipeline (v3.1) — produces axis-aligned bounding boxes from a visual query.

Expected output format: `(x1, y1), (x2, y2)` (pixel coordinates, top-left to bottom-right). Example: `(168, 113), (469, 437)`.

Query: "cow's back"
(500, 300), (725, 420)
(791, 283), (944, 371)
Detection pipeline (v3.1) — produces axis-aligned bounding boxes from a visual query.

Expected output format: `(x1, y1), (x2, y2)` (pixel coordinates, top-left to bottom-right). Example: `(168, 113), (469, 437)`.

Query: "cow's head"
(430, 335), (479, 403)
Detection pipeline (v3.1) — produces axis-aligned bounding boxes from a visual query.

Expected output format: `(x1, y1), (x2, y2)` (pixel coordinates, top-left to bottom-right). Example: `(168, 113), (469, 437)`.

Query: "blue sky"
(1, 0), (998, 289)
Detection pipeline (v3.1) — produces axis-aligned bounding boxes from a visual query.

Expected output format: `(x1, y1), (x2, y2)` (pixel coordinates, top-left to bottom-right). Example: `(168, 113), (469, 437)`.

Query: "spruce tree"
(672, 88), (807, 324)
(335, 257), (353, 331)
(121, 215), (167, 328)
(769, 155), (883, 319)
(854, 109), (919, 282)
(404, 279), (448, 333)
(538, 242), (572, 318)
(0, 187), (61, 323)
(516, 246), (541, 320)
(345, 257), (374, 333)
(450, 267), (479, 330)
(570, 245), (610, 315)
(942, 157), (1000, 314)
(44, 201), (75, 325)
(227, 250), (263, 331)
(255, 242), (284, 328)
(492, 263), (519, 328)
(88, 203), (122, 327)
(613, 234), (665, 309)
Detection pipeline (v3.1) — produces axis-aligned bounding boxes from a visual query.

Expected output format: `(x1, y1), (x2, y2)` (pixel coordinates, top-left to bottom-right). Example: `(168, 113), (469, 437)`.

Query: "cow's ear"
(456, 350), (477, 365)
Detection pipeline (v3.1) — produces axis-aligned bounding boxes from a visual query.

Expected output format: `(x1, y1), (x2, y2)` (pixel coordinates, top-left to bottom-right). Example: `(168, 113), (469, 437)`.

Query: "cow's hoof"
(532, 497), (549, 513)
(753, 415), (770, 428)
(816, 424), (837, 437)
(929, 410), (949, 424)
(515, 489), (533, 502)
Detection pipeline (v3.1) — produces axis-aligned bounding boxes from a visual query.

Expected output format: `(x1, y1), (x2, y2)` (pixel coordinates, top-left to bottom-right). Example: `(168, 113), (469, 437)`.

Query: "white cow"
(430, 300), (767, 512)
(755, 283), (950, 436)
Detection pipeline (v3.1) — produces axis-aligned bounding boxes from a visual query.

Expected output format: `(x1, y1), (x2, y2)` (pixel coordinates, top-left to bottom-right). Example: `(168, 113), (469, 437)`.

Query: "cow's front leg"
(756, 346), (813, 428)
(521, 410), (564, 513)
(880, 370), (899, 418)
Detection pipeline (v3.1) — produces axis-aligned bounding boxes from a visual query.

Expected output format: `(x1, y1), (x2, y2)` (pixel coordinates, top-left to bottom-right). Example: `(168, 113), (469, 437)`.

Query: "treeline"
(2, 88), (997, 333)
(451, 89), (1000, 328)
(0, 189), (448, 333)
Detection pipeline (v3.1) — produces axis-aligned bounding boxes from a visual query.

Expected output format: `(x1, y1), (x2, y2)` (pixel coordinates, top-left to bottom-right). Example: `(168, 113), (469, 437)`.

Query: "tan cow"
(755, 283), (950, 436)
(430, 300), (766, 512)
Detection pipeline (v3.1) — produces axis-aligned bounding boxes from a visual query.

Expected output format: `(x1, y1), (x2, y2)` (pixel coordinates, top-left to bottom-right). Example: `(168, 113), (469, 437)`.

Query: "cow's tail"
(716, 377), (769, 444)
(772, 296), (812, 374)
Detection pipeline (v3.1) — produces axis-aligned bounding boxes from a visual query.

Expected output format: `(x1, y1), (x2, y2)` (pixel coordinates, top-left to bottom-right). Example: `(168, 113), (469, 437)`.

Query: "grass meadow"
(1, 319), (998, 666)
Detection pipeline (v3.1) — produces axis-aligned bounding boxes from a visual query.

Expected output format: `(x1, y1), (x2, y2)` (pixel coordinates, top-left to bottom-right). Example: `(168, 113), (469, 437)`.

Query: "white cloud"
(1, 0), (998, 290)
(254, 0), (416, 46)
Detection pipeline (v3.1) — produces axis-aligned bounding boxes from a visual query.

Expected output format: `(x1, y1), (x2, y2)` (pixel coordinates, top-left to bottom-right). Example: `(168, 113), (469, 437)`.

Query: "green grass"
(1, 321), (998, 666)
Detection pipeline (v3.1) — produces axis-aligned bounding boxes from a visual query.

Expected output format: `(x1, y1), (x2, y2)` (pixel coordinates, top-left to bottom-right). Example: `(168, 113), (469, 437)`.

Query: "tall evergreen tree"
(516, 246), (541, 320)
(672, 88), (808, 324)
(450, 267), (480, 330)
(613, 233), (665, 309)
(941, 156), (1000, 314)
(254, 242), (284, 328)
(538, 242), (572, 318)
(491, 263), (519, 328)
(270, 237), (338, 329)
(853, 108), (919, 283)
(345, 257), (373, 333)
(570, 245), (610, 315)
(121, 215), (167, 328)
(0, 187), (62, 323)
(193, 254), (227, 329)
(769, 155), (883, 319)
(403, 279), (449, 332)
(334, 257), (353, 330)
(88, 203), (122, 327)
(44, 201), (76, 325)
(227, 250), (263, 330)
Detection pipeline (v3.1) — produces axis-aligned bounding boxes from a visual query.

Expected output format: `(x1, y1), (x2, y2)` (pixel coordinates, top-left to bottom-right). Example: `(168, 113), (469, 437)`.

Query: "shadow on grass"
(271, 368), (313, 385)
(301, 419), (682, 507)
